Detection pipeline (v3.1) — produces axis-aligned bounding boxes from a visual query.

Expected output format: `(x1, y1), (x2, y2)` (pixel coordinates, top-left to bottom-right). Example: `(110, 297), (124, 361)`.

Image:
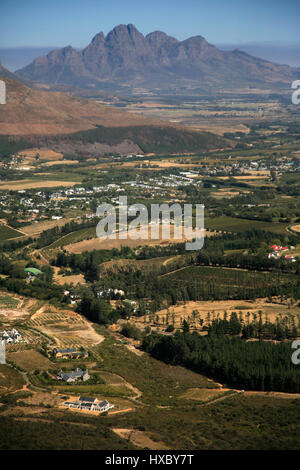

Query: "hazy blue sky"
(1, 0), (300, 48)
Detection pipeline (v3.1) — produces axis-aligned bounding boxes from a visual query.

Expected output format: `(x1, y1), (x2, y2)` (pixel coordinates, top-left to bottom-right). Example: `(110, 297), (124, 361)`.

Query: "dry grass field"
(133, 298), (300, 331)
(179, 388), (233, 402)
(17, 148), (64, 163)
(65, 225), (208, 253)
(112, 428), (169, 450)
(0, 180), (78, 191)
(53, 267), (85, 286)
(22, 217), (73, 236)
(290, 225), (300, 233)
(7, 350), (54, 372)
(0, 364), (25, 394)
(43, 159), (79, 166)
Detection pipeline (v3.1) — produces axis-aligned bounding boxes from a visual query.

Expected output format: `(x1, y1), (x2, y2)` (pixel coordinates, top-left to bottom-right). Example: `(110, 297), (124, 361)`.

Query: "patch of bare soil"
(290, 225), (300, 233)
(112, 428), (169, 450)
(0, 309), (29, 320)
(66, 226), (210, 254)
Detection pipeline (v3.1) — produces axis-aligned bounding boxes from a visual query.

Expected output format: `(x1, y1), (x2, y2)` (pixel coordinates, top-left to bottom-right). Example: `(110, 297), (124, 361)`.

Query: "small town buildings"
(57, 368), (90, 383)
(284, 255), (296, 263)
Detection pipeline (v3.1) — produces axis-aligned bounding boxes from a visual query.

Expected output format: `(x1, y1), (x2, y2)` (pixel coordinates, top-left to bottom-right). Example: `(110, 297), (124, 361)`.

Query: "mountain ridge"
(16, 24), (300, 93)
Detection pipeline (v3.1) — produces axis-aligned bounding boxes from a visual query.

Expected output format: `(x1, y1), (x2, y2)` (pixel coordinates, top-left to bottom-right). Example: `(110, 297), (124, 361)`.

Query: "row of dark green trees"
(142, 330), (300, 393)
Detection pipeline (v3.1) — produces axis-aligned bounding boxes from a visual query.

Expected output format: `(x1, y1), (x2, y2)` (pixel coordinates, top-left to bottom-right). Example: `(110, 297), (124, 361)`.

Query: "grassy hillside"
(65, 125), (229, 154)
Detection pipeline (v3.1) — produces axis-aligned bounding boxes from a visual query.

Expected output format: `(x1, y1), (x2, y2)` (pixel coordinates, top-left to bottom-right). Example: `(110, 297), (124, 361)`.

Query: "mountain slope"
(0, 69), (231, 155)
(0, 67), (166, 135)
(16, 24), (300, 92)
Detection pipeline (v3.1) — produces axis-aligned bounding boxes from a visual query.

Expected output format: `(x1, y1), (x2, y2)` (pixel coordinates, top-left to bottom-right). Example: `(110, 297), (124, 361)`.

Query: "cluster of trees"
(142, 330), (300, 393)
(0, 276), (64, 302)
(0, 136), (32, 158)
(76, 291), (119, 325)
(55, 251), (102, 282)
(206, 312), (298, 341)
(0, 256), (26, 279)
(120, 322), (143, 340)
(196, 250), (300, 274)
(0, 237), (33, 252)
(0, 256), (62, 301)
(202, 229), (298, 256)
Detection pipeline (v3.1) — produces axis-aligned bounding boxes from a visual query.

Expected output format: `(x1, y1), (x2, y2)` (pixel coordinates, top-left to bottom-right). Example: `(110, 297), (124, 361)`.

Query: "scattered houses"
(0, 328), (26, 344)
(268, 245), (296, 262)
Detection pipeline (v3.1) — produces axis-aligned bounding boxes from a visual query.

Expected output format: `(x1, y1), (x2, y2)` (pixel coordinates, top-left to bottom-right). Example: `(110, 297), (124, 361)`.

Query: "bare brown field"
(133, 299), (300, 330)
(18, 148), (64, 163)
(22, 217), (73, 235)
(290, 225), (300, 233)
(66, 236), (186, 253)
(0, 364), (25, 393)
(217, 175), (268, 181)
(0, 180), (78, 191)
(0, 308), (29, 321)
(112, 428), (168, 450)
(7, 350), (54, 372)
(66, 226), (209, 254)
(53, 267), (85, 286)
(22, 391), (62, 407)
(94, 159), (200, 170)
(43, 159), (79, 166)
(180, 387), (233, 402)
(211, 190), (240, 198)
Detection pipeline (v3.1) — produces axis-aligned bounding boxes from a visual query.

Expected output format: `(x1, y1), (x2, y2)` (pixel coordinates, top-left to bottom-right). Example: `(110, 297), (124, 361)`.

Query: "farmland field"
(7, 350), (54, 372)
(134, 298), (300, 331)
(22, 218), (74, 236)
(0, 225), (24, 241)
(0, 294), (20, 308)
(100, 255), (183, 274)
(204, 216), (288, 234)
(164, 265), (292, 287)
(0, 364), (25, 393)
(0, 180), (79, 191)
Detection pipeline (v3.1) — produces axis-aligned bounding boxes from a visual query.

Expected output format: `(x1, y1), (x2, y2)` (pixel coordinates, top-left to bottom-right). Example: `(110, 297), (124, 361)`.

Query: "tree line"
(142, 330), (300, 393)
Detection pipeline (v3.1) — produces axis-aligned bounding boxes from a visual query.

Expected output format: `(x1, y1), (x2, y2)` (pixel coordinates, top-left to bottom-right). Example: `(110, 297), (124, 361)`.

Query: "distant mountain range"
(15, 24), (300, 94)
